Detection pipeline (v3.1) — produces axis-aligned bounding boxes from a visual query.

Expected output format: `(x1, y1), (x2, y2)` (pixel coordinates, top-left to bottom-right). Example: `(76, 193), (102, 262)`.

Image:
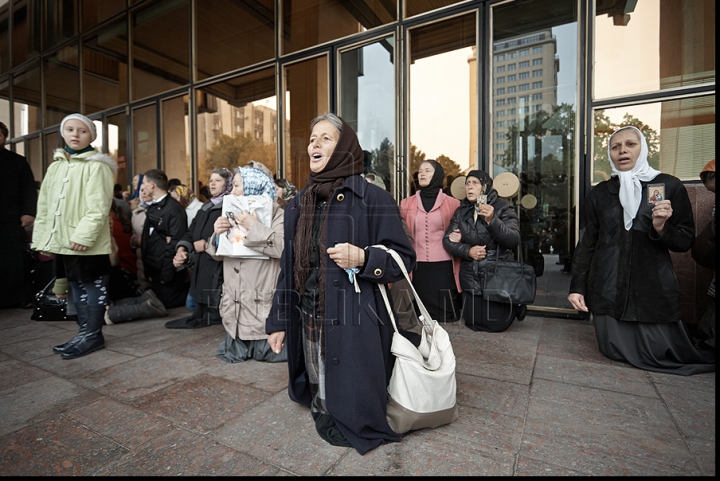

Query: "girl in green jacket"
(32, 113), (117, 359)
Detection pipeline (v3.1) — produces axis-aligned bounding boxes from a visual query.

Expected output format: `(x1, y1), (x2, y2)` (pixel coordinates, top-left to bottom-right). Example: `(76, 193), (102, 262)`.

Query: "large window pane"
(0, 77), (9, 134)
(405, 0), (464, 18)
(197, 67), (278, 190)
(283, 56), (328, 188)
(44, 0), (77, 50)
(107, 111), (129, 190)
(339, 36), (395, 194)
(0, 2), (9, 74)
(162, 95), (189, 185)
(281, 0), (396, 55)
(132, 103), (157, 176)
(81, 0), (126, 30)
(44, 129), (60, 172)
(195, 0), (274, 81)
(26, 135), (41, 183)
(44, 45), (79, 127)
(409, 14), (475, 190)
(13, 63), (41, 134)
(594, 0), (715, 99)
(131, 0), (189, 101)
(82, 19), (128, 114)
(12, 0), (41, 68)
(492, 0), (578, 310)
(593, 95), (715, 184)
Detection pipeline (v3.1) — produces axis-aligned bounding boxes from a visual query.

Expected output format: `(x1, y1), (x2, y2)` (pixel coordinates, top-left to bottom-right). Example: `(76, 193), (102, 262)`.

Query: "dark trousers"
(151, 276), (189, 309)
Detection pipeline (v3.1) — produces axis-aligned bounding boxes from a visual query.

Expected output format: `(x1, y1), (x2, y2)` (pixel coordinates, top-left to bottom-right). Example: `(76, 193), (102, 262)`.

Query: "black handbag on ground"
(482, 247), (537, 305)
(31, 277), (69, 321)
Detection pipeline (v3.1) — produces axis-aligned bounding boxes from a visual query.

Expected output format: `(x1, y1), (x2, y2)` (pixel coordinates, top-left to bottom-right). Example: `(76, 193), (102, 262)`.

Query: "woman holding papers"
(209, 165), (286, 362)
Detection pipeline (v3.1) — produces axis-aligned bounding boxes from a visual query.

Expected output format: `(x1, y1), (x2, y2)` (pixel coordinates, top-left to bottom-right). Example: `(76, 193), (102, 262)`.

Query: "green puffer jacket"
(32, 148), (117, 256)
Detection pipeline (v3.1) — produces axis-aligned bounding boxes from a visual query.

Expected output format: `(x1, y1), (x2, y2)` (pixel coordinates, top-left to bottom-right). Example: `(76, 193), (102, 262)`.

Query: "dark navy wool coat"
(267, 174), (416, 455)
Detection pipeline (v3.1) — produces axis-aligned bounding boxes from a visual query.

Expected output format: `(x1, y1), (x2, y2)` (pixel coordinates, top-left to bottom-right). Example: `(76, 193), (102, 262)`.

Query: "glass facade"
(0, 0), (714, 313)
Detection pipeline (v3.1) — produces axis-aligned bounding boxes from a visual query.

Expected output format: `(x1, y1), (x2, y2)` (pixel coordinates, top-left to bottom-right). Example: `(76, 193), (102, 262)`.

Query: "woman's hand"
(651, 199), (672, 235)
(468, 245), (487, 261)
(328, 242), (365, 269)
(173, 246), (188, 267)
(69, 242), (88, 251)
(448, 229), (461, 243)
(567, 293), (588, 312)
(193, 238), (208, 253)
(235, 209), (258, 230)
(478, 203), (495, 223)
(214, 216), (231, 236)
(268, 331), (285, 354)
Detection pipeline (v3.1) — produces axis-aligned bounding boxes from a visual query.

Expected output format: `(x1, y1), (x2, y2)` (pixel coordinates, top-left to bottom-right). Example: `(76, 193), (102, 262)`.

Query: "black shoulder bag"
(482, 246), (537, 305)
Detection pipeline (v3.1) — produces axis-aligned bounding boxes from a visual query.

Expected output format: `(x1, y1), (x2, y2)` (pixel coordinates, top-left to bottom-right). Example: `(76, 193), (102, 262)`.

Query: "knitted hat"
(61, 113), (97, 142)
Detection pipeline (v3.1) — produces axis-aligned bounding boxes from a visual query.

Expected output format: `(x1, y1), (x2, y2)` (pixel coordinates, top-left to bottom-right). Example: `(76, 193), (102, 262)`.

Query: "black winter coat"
(266, 175), (416, 455)
(569, 174), (694, 323)
(442, 189), (520, 295)
(141, 195), (188, 283)
(176, 201), (223, 300)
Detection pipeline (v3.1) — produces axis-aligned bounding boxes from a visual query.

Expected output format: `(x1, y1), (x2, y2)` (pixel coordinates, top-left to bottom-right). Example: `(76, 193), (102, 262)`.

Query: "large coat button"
(374, 268), (382, 277)
(336, 193), (345, 201)
(333, 280), (339, 286)
(332, 319), (340, 326)
(332, 358), (340, 365)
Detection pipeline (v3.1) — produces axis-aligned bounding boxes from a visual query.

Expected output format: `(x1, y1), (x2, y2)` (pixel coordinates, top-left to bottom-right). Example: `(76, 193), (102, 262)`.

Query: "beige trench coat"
(208, 203), (284, 340)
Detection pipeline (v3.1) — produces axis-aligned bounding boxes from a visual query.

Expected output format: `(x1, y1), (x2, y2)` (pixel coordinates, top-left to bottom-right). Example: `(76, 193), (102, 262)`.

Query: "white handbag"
(375, 245), (459, 434)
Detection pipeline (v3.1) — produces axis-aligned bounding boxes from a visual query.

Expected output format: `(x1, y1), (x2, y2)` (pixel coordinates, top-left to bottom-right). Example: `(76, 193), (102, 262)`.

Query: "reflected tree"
(592, 111), (659, 181)
(202, 133), (276, 182)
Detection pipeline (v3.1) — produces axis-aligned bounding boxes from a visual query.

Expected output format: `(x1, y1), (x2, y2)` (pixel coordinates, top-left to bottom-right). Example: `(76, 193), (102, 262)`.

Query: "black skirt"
(462, 291), (516, 333)
(593, 314), (715, 376)
(55, 254), (111, 282)
(412, 261), (461, 323)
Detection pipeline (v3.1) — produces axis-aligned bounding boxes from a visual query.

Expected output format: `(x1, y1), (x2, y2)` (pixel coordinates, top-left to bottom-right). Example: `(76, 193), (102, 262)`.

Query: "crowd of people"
(1, 113), (715, 454)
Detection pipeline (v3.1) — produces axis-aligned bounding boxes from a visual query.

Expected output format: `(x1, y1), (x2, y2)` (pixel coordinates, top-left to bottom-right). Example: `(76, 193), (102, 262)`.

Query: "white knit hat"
(61, 113), (97, 142)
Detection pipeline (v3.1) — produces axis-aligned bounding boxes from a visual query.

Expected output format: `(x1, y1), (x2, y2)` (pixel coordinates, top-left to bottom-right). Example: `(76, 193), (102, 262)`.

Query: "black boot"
(53, 303), (89, 354)
(61, 305), (106, 359)
(516, 304), (527, 321)
(105, 297), (167, 324)
(165, 303), (221, 329)
(112, 289), (160, 307)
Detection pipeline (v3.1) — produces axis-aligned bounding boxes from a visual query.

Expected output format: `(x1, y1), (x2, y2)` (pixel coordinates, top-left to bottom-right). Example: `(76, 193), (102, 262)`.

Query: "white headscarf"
(608, 126), (661, 230)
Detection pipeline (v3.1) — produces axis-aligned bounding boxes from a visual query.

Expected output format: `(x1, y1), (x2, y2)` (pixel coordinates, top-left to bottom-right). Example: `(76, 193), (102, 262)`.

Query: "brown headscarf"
(293, 116), (365, 308)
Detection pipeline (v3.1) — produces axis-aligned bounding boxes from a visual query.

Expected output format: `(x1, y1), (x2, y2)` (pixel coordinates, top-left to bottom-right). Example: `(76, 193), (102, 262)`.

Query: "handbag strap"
(372, 245), (434, 334)
(489, 238), (525, 274)
(40, 276), (57, 296)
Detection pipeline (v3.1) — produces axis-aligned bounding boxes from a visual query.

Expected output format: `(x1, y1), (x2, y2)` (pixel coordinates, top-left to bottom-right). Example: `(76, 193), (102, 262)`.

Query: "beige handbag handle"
(372, 245), (434, 335)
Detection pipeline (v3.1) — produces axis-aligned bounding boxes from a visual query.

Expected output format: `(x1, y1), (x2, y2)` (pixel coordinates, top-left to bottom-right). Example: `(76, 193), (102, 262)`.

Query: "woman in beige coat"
(209, 165), (286, 363)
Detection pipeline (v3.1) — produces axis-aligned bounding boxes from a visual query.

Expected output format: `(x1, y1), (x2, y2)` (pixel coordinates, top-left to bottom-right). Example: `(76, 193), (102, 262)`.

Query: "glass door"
(490, 0), (579, 313)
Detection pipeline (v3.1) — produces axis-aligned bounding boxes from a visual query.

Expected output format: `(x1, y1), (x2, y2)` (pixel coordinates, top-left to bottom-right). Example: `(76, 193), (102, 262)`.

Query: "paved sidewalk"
(0, 306), (714, 476)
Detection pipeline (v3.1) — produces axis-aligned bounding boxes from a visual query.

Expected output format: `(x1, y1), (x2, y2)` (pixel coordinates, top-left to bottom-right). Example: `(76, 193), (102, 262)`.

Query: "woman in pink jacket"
(400, 160), (461, 322)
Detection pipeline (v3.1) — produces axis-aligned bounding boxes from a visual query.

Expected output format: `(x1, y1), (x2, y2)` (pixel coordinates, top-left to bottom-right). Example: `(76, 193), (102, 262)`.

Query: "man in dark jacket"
(0, 122), (37, 308)
(140, 169), (189, 308)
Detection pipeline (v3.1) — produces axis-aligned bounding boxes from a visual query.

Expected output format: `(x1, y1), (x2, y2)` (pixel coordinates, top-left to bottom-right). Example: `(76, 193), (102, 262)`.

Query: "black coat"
(442, 189), (520, 294)
(176, 201), (223, 300)
(267, 175), (416, 455)
(141, 195), (188, 283)
(569, 174), (694, 323)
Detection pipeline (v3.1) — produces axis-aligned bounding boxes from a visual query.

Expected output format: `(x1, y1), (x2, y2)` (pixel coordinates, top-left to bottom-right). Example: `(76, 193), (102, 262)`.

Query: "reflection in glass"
(0, 78), (9, 133)
(594, 0), (715, 99)
(195, 0), (274, 81)
(593, 95), (715, 184)
(83, 19), (128, 114)
(107, 111), (128, 188)
(81, 0), (126, 30)
(339, 37), (395, 194)
(405, 0), (464, 18)
(281, 0), (396, 55)
(12, 0), (41, 68)
(13, 63), (41, 134)
(0, 2), (9, 74)
(44, 45), (80, 127)
(132, 103), (157, 176)
(283, 56), (328, 189)
(27, 135), (42, 182)
(409, 14), (475, 193)
(196, 67), (277, 189)
(162, 95), (189, 186)
(492, 0), (578, 310)
(44, 0), (78, 50)
(44, 130), (59, 171)
(131, 0), (189, 101)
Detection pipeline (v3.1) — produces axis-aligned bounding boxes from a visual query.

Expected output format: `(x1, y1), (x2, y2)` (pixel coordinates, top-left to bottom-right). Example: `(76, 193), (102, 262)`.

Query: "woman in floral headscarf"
(170, 184), (203, 226)
(166, 167), (233, 329)
(209, 165), (285, 362)
(568, 126), (714, 375)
